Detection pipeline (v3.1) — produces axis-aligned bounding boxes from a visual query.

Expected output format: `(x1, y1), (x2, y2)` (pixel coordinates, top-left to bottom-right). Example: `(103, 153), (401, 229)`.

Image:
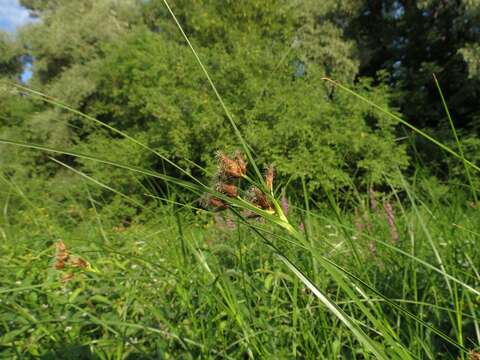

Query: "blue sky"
(1, 0), (34, 82)
(0, 0), (32, 32)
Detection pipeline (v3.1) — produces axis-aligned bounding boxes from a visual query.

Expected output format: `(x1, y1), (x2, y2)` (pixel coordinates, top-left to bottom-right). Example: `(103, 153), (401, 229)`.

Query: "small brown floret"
(264, 166), (274, 192)
(70, 257), (88, 269)
(54, 240), (69, 270)
(467, 351), (480, 360)
(61, 273), (74, 282)
(216, 151), (247, 178)
(234, 152), (247, 176)
(217, 183), (238, 197)
(253, 187), (273, 211)
(242, 210), (260, 219)
(209, 197), (229, 211)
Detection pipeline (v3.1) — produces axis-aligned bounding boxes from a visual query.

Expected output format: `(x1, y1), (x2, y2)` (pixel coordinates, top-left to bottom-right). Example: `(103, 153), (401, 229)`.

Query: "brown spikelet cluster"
(264, 166), (274, 192)
(216, 182), (238, 198)
(280, 194), (289, 216)
(61, 273), (75, 283)
(461, 351), (480, 360)
(54, 240), (69, 270)
(354, 207), (376, 256)
(251, 166), (276, 211)
(216, 151), (247, 179)
(205, 151), (246, 212)
(363, 210), (373, 233)
(251, 186), (273, 211)
(53, 240), (89, 282)
(203, 151), (277, 217)
(468, 351), (480, 360)
(209, 197), (229, 211)
(70, 257), (88, 269)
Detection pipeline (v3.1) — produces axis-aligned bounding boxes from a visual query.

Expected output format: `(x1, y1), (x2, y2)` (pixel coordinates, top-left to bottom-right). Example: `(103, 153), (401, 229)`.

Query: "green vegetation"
(1, 0), (479, 358)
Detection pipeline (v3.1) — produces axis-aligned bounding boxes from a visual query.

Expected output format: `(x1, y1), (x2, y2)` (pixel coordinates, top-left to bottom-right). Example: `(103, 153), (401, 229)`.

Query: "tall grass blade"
(321, 77), (480, 173)
(433, 74), (478, 203)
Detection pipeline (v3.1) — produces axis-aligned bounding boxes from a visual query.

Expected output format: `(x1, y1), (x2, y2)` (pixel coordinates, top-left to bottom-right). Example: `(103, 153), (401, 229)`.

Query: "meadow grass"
(1, 2), (480, 358)
(0, 176), (479, 359)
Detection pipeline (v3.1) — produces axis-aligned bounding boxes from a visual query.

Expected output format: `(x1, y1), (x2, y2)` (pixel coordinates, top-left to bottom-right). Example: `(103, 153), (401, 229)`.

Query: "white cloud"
(0, 0), (33, 32)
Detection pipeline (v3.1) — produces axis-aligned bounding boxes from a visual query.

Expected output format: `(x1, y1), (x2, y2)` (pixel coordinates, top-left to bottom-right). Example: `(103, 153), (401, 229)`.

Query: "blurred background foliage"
(1, 0), (479, 215)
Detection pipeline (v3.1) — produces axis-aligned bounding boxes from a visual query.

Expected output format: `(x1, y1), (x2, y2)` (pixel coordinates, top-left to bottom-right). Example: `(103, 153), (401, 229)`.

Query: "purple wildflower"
(369, 187), (378, 212)
(383, 201), (399, 243)
(281, 194), (289, 217)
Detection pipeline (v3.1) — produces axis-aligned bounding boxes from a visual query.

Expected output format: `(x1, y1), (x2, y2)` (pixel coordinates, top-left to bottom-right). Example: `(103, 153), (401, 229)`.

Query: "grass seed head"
(216, 151), (247, 178)
(61, 273), (74, 282)
(216, 182), (238, 197)
(363, 210), (373, 233)
(54, 240), (69, 270)
(468, 351), (480, 360)
(264, 165), (274, 192)
(253, 187), (273, 211)
(70, 256), (88, 269)
(234, 151), (247, 175)
(209, 197), (229, 211)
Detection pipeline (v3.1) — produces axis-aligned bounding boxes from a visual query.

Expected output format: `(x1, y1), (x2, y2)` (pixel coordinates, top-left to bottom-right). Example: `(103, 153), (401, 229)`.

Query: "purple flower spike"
(281, 194), (289, 217)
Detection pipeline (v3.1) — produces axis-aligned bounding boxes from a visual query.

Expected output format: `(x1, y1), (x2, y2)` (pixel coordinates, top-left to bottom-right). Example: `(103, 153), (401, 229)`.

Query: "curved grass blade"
(6, 81), (207, 185)
(229, 209), (391, 359)
(161, 0), (264, 186)
(48, 157), (150, 211)
(316, 254), (469, 353)
(0, 138), (206, 195)
(433, 73), (478, 203)
(321, 77), (480, 173)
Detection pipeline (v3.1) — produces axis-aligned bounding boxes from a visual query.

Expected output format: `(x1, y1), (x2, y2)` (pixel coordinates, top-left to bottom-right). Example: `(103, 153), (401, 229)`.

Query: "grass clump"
(1, 180), (479, 358)
(0, 2), (479, 359)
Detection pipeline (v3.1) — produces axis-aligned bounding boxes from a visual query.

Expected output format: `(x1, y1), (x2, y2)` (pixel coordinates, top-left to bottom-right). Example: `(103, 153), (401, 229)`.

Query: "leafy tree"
(91, 0), (408, 193)
(2, 0), (409, 207)
(347, 0), (480, 132)
(0, 32), (22, 77)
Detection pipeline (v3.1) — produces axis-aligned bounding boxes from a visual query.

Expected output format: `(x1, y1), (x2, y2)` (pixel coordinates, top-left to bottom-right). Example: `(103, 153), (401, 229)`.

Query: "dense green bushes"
(0, 0), (479, 211)
(0, 0), (410, 208)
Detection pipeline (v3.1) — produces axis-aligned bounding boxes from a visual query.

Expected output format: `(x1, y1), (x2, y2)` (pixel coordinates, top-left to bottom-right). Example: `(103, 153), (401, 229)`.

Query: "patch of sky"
(0, 0), (36, 82)
(0, 0), (33, 32)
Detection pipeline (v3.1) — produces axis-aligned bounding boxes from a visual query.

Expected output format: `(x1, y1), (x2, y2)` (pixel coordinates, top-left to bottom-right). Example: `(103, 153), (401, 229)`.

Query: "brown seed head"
(70, 257), (88, 269)
(467, 351), (480, 360)
(280, 194), (289, 216)
(264, 166), (274, 192)
(363, 211), (373, 233)
(209, 197), (229, 211)
(216, 151), (247, 178)
(54, 240), (69, 270)
(242, 210), (261, 219)
(234, 152), (247, 175)
(253, 187), (273, 211)
(217, 183), (238, 197)
(61, 273), (74, 283)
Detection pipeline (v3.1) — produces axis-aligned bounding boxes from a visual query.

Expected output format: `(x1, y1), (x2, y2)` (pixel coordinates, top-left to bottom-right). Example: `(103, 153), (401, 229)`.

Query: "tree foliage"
(347, 0), (480, 132)
(6, 0), (480, 206)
